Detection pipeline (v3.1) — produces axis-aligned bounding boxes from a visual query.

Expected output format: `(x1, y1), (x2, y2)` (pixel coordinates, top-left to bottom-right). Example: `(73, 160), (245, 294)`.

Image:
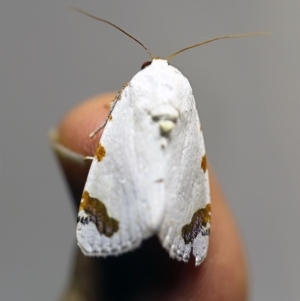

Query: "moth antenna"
(166, 32), (271, 61)
(70, 7), (155, 60)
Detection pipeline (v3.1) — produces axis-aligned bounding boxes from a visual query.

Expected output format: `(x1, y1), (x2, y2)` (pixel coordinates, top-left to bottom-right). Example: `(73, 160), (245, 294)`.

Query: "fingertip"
(57, 92), (116, 156)
(51, 92), (116, 203)
(207, 171), (249, 301)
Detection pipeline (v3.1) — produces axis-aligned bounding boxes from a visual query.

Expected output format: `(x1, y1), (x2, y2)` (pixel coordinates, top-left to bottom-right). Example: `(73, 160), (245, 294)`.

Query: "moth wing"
(158, 93), (211, 266)
(76, 86), (151, 256)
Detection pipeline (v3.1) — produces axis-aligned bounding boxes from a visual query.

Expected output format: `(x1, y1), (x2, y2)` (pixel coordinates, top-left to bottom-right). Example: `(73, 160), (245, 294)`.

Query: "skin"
(56, 93), (248, 301)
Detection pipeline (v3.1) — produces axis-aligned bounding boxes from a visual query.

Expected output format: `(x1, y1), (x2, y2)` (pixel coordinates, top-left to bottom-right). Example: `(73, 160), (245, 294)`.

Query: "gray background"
(0, 0), (299, 300)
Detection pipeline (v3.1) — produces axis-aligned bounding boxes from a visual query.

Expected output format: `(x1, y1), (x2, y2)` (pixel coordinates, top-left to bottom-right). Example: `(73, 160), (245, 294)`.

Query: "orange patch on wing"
(95, 143), (106, 161)
(201, 154), (207, 172)
(181, 204), (211, 244)
(79, 191), (119, 237)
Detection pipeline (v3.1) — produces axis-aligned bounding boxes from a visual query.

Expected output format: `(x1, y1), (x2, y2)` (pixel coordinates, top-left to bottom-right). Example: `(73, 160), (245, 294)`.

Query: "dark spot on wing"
(78, 191), (119, 237)
(181, 204), (211, 244)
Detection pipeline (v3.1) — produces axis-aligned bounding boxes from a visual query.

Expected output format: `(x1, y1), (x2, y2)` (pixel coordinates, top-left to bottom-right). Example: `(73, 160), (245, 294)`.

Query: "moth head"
(141, 61), (152, 70)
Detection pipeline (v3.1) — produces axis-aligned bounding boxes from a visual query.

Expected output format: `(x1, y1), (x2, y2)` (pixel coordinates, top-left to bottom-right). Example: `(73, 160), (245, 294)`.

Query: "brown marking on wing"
(201, 154), (207, 173)
(95, 143), (106, 161)
(79, 191), (119, 237)
(181, 204), (211, 244)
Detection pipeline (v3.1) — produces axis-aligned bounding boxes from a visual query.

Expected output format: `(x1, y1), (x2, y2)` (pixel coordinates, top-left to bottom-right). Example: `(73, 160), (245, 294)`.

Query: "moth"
(73, 8), (263, 266)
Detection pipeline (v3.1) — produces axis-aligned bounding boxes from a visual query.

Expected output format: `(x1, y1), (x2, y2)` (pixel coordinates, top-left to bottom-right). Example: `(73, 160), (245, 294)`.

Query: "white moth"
(73, 8), (263, 266)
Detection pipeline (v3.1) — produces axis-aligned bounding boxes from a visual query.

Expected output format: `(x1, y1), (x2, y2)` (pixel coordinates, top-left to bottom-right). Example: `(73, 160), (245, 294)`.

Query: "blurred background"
(0, 0), (299, 300)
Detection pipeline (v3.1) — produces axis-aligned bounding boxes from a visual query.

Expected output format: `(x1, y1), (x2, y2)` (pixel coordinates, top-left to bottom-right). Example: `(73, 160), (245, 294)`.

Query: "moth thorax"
(150, 105), (179, 136)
